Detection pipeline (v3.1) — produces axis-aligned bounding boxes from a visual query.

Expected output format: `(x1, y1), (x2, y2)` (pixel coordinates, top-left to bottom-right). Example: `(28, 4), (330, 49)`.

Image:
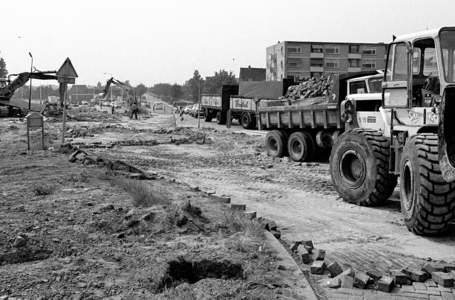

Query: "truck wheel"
(400, 133), (455, 235)
(287, 132), (315, 162)
(330, 128), (397, 206)
(216, 111), (226, 125)
(265, 130), (286, 158)
(241, 113), (254, 129)
(204, 109), (212, 122)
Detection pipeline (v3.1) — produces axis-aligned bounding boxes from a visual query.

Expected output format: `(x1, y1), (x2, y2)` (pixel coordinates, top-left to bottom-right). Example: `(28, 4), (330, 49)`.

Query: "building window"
(349, 59), (360, 67)
(325, 45), (339, 54)
(311, 45), (323, 53)
(288, 47), (302, 53)
(362, 59), (376, 68)
(288, 62), (302, 68)
(310, 58), (324, 67)
(325, 59), (339, 68)
(349, 45), (360, 53)
(363, 47), (376, 55)
(280, 60), (283, 69)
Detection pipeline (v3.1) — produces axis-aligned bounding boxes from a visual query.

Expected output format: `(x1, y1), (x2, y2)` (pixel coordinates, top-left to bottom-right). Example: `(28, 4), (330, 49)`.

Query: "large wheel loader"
(258, 27), (455, 235)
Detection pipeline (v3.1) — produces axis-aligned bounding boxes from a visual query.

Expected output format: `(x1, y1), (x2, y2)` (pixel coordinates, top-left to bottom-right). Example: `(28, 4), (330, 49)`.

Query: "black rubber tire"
(216, 111), (226, 125)
(287, 132), (315, 162)
(265, 130), (286, 158)
(400, 133), (455, 235)
(330, 128), (397, 206)
(241, 113), (254, 129)
(204, 109), (212, 122)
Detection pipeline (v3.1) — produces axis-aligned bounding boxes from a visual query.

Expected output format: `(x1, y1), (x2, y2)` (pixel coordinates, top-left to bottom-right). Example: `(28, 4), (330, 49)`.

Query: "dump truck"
(202, 80), (294, 126)
(259, 27), (455, 236)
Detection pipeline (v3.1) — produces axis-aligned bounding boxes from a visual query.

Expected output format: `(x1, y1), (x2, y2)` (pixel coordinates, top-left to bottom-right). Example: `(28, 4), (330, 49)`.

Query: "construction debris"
(281, 76), (334, 100)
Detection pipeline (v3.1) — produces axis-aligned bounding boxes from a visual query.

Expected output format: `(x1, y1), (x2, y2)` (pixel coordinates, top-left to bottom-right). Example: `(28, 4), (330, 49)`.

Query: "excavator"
(99, 77), (137, 105)
(0, 71), (58, 117)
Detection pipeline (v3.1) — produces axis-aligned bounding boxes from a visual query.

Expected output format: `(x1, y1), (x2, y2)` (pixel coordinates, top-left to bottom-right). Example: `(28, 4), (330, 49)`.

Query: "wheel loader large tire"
(400, 133), (455, 235)
(330, 128), (397, 206)
(265, 130), (286, 158)
(287, 131), (315, 162)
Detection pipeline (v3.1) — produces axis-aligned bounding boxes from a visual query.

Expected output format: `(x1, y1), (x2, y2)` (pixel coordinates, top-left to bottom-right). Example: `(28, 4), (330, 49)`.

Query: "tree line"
(0, 57), (237, 102)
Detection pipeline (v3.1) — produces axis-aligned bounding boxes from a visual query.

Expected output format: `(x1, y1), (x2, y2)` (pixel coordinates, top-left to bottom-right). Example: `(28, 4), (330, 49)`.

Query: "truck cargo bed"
(257, 97), (342, 129)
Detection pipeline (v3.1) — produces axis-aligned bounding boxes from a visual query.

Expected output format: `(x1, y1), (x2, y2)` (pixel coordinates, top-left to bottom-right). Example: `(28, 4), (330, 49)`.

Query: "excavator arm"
(99, 77), (135, 101)
(0, 71), (58, 102)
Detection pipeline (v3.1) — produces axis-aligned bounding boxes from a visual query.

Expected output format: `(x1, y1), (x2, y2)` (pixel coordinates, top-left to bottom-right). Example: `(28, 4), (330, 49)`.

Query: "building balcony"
(348, 67), (362, 72)
(310, 52), (324, 58)
(310, 66), (324, 72)
(348, 53), (361, 59)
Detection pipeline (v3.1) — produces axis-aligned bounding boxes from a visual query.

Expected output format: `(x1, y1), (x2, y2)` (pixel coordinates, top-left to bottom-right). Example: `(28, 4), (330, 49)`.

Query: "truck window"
(368, 78), (383, 93)
(385, 43), (407, 81)
(423, 48), (438, 76)
(440, 29), (455, 82)
(349, 81), (367, 94)
(413, 48), (421, 74)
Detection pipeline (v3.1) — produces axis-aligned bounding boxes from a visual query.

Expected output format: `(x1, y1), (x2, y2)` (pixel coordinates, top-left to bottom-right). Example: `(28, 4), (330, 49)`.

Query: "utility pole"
(28, 52), (33, 110)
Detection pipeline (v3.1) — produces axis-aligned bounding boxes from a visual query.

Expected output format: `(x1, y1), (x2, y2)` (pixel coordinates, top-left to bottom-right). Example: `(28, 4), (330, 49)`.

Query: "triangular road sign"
(56, 58), (78, 78)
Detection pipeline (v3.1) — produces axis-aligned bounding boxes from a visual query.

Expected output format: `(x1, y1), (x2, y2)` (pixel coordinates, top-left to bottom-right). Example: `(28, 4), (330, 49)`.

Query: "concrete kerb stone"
(264, 231), (318, 300)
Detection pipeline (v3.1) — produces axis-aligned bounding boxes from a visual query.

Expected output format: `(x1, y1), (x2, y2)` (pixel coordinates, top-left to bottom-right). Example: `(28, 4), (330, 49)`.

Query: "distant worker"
(131, 101), (138, 120)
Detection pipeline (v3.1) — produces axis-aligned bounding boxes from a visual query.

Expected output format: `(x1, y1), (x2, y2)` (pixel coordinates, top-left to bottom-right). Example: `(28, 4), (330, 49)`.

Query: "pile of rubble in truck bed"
(281, 76), (334, 100)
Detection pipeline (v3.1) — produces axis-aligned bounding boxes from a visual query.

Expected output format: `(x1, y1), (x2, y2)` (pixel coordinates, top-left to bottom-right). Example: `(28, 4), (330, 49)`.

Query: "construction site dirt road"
(0, 104), (454, 299)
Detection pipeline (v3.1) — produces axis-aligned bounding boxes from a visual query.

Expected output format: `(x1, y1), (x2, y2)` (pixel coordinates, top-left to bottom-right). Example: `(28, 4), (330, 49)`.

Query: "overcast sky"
(2, 0), (455, 87)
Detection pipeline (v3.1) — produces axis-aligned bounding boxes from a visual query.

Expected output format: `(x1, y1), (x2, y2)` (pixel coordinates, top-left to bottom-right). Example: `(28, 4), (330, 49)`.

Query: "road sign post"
(56, 58), (78, 144)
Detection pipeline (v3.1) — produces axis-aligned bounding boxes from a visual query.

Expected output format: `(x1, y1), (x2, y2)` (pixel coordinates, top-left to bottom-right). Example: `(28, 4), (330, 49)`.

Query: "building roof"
(239, 67), (266, 81)
(268, 40), (388, 47)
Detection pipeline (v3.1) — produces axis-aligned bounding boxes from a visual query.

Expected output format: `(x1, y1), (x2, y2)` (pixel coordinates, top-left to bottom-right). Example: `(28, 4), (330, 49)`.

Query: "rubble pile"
(282, 76), (334, 100)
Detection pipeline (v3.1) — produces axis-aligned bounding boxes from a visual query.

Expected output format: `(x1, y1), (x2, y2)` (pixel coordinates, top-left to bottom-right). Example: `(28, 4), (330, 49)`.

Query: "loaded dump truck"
(260, 27), (455, 236)
(201, 80), (294, 126)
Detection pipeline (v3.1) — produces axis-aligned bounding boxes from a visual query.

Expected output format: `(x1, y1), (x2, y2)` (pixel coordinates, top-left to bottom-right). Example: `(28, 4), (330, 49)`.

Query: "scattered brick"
(297, 245), (311, 264)
(402, 267), (429, 282)
(444, 264), (455, 272)
(310, 260), (326, 275)
(315, 249), (325, 260)
(367, 270), (382, 282)
(324, 277), (341, 288)
(290, 242), (301, 252)
(270, 230), (281, 239)
(378, 276), (394, 292)
(242, 211), (256, 219)
(335, 267), (355, 280)
(425, 280), (438, 288)
(390, 270), (407, 285)
(432, 272), (454, 287)
(354, 271), (370, 289)
(327, 261), (344, 278)
(303, 240), (314, 253)
(341, 275), (354, 288)
(413, 282), (428, 290)
(429, 295), (443, 300)
(230, 204), (246, 211)
(262, 219), (277, 231)
(210, 194), (231, 203)
(400, 285), (415, 293)
(423, 263), (446, 274)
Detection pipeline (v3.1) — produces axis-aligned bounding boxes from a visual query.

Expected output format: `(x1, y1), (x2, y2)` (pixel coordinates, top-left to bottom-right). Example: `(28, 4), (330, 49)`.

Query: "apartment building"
(266, 41), (387, 81)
